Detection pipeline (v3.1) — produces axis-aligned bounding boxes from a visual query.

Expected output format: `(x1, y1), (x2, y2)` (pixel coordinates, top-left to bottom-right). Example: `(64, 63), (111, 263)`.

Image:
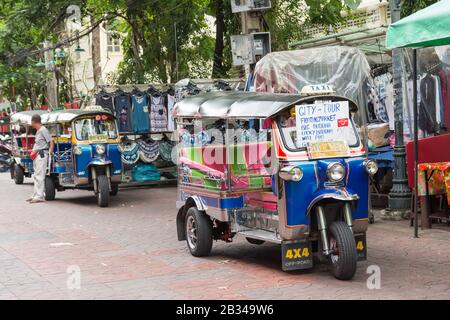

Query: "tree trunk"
(127, 0), (145, 83)
(91, 16), (103, 86)
(212, 0), (225, 79)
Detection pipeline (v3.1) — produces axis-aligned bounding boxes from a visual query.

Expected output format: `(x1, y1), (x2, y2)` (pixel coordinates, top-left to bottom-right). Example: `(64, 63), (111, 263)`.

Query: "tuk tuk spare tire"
(328, 221), (357, 281)
(14, 165), (24, 185)
(185, 206), (213, 257)
(97, 175), (110, 208)
(45, 176), (56, 201)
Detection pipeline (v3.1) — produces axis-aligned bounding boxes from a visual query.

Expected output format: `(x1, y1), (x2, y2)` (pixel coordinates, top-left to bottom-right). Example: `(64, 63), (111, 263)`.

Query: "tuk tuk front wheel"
(44, 176), (56, 201)
(14, 165), (24, 185)
(97, 175), (110, 208)
(185, 207), (213, 257)
(327, 221), (357, 281)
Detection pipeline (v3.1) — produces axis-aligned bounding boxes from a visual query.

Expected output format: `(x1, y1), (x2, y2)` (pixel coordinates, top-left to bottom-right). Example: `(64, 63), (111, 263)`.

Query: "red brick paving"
(0, 173), (449, 299)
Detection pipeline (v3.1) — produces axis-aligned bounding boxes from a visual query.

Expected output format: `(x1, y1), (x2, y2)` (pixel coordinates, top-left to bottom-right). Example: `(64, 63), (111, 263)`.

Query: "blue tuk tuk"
(41, 107), (122, 207)
(9, 111), (48, 184)
(174, 89), (377, 280)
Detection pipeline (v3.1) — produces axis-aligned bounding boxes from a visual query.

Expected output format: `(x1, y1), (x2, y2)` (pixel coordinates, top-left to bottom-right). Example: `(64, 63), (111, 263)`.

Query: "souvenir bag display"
(120, 141), (140, 170)
(159, 138), (176, 165)
(137, 138), (160, 163)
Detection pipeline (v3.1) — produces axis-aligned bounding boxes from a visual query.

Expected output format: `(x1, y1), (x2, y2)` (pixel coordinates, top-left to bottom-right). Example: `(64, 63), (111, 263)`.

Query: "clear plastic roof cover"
(253, 46), (372, 118)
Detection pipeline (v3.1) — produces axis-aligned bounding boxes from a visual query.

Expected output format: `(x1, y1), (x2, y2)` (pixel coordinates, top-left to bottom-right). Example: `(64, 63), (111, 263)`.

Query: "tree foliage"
(401, 0), (438, 17)
(1, 0), (440, 108)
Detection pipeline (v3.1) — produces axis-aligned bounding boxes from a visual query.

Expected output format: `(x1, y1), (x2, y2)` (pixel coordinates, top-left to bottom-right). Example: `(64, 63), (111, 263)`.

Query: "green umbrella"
(386, 0), (450, 49)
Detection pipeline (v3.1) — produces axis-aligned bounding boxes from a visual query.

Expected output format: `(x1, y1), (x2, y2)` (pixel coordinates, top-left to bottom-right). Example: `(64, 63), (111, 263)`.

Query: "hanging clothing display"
(385, 81), (395, 130)
(115, 93), (133, 133)
(159, 140), (175, 165)
(120, 142), (140, 170)
(95, 93), (115, 115)
(132, 92), (150, 134)
(149, 94), (168, 133)
(419, 74), (439, 134)
(137, 139), (160, 163)
(439, 66), (450, 129)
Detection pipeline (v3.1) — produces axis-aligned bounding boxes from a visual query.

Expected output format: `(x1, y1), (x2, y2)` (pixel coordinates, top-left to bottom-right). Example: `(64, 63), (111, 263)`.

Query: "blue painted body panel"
(20, 158), (34, 174)
(49, 142), (122, 181)
(73, 143), (122, 178)
(181, 191), (244, 209)
(283, 157), (369, 227)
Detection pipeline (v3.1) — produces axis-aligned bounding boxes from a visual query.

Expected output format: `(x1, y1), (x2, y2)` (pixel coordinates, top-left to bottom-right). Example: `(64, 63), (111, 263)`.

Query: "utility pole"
(44, 41), (58, 109)
(239, 10), (263, 77)
(385, 0), (412, 220)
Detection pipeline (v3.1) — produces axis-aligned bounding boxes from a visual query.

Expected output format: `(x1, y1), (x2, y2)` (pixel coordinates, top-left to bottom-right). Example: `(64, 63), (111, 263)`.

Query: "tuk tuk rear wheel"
(185, 207), (213, 257)
(10, 163), (15, 180)
(14, 165), (24, 185)
(110, 184), (119, 196)
(44, 176), (56, 201)
(97, 175), (110, 208)
(328, 221), (357, 281)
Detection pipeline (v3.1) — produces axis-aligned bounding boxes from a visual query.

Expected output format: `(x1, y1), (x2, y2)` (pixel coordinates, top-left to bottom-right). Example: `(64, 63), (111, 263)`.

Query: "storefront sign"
(295, 101), (351, 148)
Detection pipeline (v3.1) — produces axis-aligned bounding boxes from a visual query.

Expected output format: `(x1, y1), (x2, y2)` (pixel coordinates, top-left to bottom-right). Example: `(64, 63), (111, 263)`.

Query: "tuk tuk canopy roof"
(173, 92), (358, 119)
(10, 111), (48, 125)
(41, 108), (114, 124)
(386, 0), (450, 49)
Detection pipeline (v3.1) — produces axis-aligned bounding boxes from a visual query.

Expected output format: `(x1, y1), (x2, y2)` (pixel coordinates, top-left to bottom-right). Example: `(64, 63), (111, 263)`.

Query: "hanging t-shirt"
(419, 74), (438, 135)
(385, 81), (395, 130)
(132, 93), (150, 134)
(96, 93), (115, 115)
(114, 93), (133, 133)
(149, 95), (168, 133)
(167, 94), (176, 132)
(439, 66), (450, 129)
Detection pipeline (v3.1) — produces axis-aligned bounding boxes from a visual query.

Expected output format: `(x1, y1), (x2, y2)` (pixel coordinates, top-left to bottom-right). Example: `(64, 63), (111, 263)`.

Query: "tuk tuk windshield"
(277, 101), (359, 151)
(74, 117), (118, 141)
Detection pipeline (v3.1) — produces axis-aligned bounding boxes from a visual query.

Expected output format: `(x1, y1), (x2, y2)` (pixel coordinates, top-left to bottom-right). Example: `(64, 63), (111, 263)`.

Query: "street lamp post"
(385, 0), (412, 220)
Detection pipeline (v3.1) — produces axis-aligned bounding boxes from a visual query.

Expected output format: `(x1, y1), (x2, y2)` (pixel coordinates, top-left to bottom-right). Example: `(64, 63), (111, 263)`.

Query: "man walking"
(28, 114), (53, 204)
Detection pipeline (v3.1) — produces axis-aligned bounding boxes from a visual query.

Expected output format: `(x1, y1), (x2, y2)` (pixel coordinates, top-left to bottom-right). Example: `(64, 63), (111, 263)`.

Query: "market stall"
(92, 79), (244, 188)
(386, 0), (450, 235)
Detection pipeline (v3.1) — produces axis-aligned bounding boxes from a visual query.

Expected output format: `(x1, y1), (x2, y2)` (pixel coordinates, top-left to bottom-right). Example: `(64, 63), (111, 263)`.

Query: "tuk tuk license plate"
(88, 134), (108, 144)
(281, 240), (313, 271)
(355, 234), (367, 261)
(307, 141), (350, 160)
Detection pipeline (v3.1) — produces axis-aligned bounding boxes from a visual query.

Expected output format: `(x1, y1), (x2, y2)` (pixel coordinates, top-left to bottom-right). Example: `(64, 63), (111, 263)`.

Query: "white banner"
(296, 101), (351, 148)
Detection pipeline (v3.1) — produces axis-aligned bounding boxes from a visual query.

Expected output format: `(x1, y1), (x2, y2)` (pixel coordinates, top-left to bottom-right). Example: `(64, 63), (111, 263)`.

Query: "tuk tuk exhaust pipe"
(316, 206), (331, 256)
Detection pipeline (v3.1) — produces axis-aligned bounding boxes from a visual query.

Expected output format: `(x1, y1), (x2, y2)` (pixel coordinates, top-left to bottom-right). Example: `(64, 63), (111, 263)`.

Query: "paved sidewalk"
(0, 173), (449, 299)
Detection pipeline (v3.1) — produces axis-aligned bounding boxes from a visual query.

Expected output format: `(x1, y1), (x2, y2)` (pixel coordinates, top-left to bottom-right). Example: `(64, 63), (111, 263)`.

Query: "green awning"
(386, 0), (450, 49)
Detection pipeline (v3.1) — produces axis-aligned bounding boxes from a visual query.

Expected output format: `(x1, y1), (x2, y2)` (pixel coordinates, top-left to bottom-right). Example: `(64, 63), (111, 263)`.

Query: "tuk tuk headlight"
(279, 166), (303, 182)
(327, 162), (345, 182)
(365, 160), (378, 176)
(96, 144), (106, 155)
(73, 146), (82, 156)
